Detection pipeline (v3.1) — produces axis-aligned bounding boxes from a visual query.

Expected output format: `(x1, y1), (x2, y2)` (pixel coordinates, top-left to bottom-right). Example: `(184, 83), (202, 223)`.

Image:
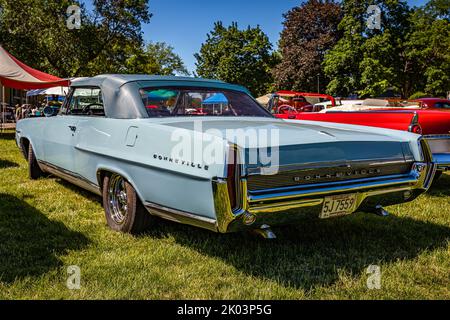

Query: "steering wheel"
(82, 103), (103, 115)
(278, 105), (297, 114)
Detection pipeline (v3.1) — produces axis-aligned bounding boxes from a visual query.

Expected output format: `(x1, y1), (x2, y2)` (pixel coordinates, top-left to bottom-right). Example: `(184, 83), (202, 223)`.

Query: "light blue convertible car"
(16, 75), (436, 237)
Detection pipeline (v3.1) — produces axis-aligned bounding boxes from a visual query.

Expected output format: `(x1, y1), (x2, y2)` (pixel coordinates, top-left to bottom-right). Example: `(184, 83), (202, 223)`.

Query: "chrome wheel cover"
(108, 175), (128, 225)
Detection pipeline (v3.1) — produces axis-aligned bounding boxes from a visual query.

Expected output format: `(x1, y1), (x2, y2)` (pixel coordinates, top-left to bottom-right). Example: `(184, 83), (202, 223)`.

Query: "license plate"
(320, 194), (357, 219)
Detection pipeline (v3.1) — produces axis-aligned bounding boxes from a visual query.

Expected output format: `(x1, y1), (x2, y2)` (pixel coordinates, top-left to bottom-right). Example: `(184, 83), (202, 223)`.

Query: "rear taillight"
(409, 113), (422, 134)
(411, 124), (423, 134)
(227, 147), (239, 211)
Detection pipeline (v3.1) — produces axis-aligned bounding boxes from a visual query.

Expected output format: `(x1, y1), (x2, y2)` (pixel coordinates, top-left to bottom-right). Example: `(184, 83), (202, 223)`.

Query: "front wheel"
(102, 173), (154, 234)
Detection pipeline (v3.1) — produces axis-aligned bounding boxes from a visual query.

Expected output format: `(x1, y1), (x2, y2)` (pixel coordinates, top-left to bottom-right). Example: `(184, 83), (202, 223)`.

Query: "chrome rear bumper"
(213, 161), (435, 233)
(433, 154), (450, 171)
(425, 135), (450, 171)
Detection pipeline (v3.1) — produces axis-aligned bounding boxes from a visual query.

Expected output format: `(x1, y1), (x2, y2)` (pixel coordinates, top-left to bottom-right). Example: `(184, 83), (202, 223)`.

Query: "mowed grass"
(0, 130), (449, 300)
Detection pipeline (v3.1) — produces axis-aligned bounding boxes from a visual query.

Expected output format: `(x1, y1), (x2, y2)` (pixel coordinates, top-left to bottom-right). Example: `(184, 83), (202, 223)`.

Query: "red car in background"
(414, 98), (450, 110)
(269, 91), (336, 113)
(267, 92), (450, 180)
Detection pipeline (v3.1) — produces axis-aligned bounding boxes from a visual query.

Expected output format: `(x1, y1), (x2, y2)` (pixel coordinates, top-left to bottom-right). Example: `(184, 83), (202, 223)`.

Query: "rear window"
(139, 87), (272, 118)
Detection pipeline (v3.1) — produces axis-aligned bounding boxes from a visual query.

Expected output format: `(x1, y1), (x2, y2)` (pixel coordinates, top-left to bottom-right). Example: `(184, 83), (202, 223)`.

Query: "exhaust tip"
(373, 205), (390, 217)
(252, 224), (277, 239)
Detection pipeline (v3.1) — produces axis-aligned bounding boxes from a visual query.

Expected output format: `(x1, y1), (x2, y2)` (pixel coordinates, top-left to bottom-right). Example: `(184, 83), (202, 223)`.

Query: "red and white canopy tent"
(0, 45), (69, 130)
(0, 45), (69, 90)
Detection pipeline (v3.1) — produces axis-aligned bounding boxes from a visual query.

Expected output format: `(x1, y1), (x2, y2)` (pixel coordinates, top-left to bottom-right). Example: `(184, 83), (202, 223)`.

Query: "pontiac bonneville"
(16, 75), (436, 237)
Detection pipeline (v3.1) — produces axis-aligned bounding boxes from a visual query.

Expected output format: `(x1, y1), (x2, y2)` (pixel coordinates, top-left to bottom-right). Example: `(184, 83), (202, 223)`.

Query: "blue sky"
(82, 0), (429, 73)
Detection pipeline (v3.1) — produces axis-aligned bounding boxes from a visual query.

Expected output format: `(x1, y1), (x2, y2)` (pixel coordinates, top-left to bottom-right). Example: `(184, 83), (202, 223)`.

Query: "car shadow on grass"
(54, 178), (102, 203)
(0, 193), (91, 283)
(0, 159), (19, 169)
(427, 173), (450, 197)
(144, 212), (450, 291)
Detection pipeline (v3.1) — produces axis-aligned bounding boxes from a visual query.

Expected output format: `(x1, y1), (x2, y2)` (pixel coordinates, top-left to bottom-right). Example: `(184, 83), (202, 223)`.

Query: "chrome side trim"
(74, 145), (211, 181)
(37, 160), (102, 195)
(144, 201), (217, 232)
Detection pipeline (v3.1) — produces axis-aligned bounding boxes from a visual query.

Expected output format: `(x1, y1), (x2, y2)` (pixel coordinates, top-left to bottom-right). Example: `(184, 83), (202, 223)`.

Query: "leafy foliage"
(195, 22), (277, 97)
(322, 0), (449, 98)
(0, 0), (188, 78)
(125, 42), (189, 76)
(404, 2), (450, 97)
(273, 0), (342, 92)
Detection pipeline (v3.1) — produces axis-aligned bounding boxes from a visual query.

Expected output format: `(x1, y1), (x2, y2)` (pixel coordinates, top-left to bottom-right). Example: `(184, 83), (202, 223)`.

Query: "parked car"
(16, 75), (436, 237)
(268, 91), (336, 113)
(414, 98), (450, 110)
(271, 96), (450, 180)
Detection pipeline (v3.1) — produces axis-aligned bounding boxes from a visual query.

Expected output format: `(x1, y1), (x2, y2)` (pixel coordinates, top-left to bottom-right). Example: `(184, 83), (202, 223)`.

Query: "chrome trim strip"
(144, 201), (217, 232)
(247, 158), (412, 175)
(424, 134), (450, 140)
(37, 160), (102, 195)
(247, 175), (418, 203)
(247, 173), (414, 196)
(74, 145), (211, 182)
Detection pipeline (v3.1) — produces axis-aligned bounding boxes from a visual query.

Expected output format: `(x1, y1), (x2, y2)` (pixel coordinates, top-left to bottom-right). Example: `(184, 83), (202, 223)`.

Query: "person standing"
(15, 104), (22, 121)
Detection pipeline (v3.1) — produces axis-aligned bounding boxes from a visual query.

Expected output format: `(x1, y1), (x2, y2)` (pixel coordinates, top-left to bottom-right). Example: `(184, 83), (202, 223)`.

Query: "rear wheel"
(102, 173), (154, 234)
(28, 144), (44, 180)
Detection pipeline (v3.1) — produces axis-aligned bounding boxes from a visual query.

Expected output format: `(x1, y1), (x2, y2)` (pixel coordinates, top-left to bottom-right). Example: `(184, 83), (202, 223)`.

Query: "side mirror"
(43, 106), (56, 117)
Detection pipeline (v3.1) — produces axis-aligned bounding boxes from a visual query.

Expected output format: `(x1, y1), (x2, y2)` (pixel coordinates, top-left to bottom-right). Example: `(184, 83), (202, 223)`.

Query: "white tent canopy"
(26, 86), (69, 97)
(43, 86), (69, 96)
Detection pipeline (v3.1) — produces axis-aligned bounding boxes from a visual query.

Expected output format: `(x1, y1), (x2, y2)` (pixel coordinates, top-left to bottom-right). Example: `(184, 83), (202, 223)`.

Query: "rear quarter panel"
(415, 110), (450, 135)
(74, 118), (229, 220)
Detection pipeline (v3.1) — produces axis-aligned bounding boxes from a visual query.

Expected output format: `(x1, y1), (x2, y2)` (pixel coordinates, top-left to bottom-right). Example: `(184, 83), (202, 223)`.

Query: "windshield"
(139, 87), (272, 118)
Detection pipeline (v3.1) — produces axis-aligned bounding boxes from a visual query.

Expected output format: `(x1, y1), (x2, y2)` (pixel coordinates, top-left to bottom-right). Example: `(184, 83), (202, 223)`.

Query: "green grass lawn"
(0, 130), (449, 299)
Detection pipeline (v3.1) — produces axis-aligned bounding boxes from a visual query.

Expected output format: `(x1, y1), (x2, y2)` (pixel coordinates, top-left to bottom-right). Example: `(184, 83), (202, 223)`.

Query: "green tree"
(323, 0), (412, 97)
(274, 0), (342, 92)
(125, 42), (189, 76)
(322, 1), (366, 97)
(195, 22), (277, 97)
(0, 0), (152, 77)
(405, 1), (449, 97)
(324, 0), (449, 98)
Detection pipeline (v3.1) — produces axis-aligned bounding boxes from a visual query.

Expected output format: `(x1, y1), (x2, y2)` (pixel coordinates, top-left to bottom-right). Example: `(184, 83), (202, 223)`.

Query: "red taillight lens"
(227, 147), (239, 210)
(411, 125), (423, 134)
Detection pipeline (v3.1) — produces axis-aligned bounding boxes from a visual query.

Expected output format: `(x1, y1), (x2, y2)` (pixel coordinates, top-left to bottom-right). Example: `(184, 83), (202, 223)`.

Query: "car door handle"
(68, 126), (77, 132)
